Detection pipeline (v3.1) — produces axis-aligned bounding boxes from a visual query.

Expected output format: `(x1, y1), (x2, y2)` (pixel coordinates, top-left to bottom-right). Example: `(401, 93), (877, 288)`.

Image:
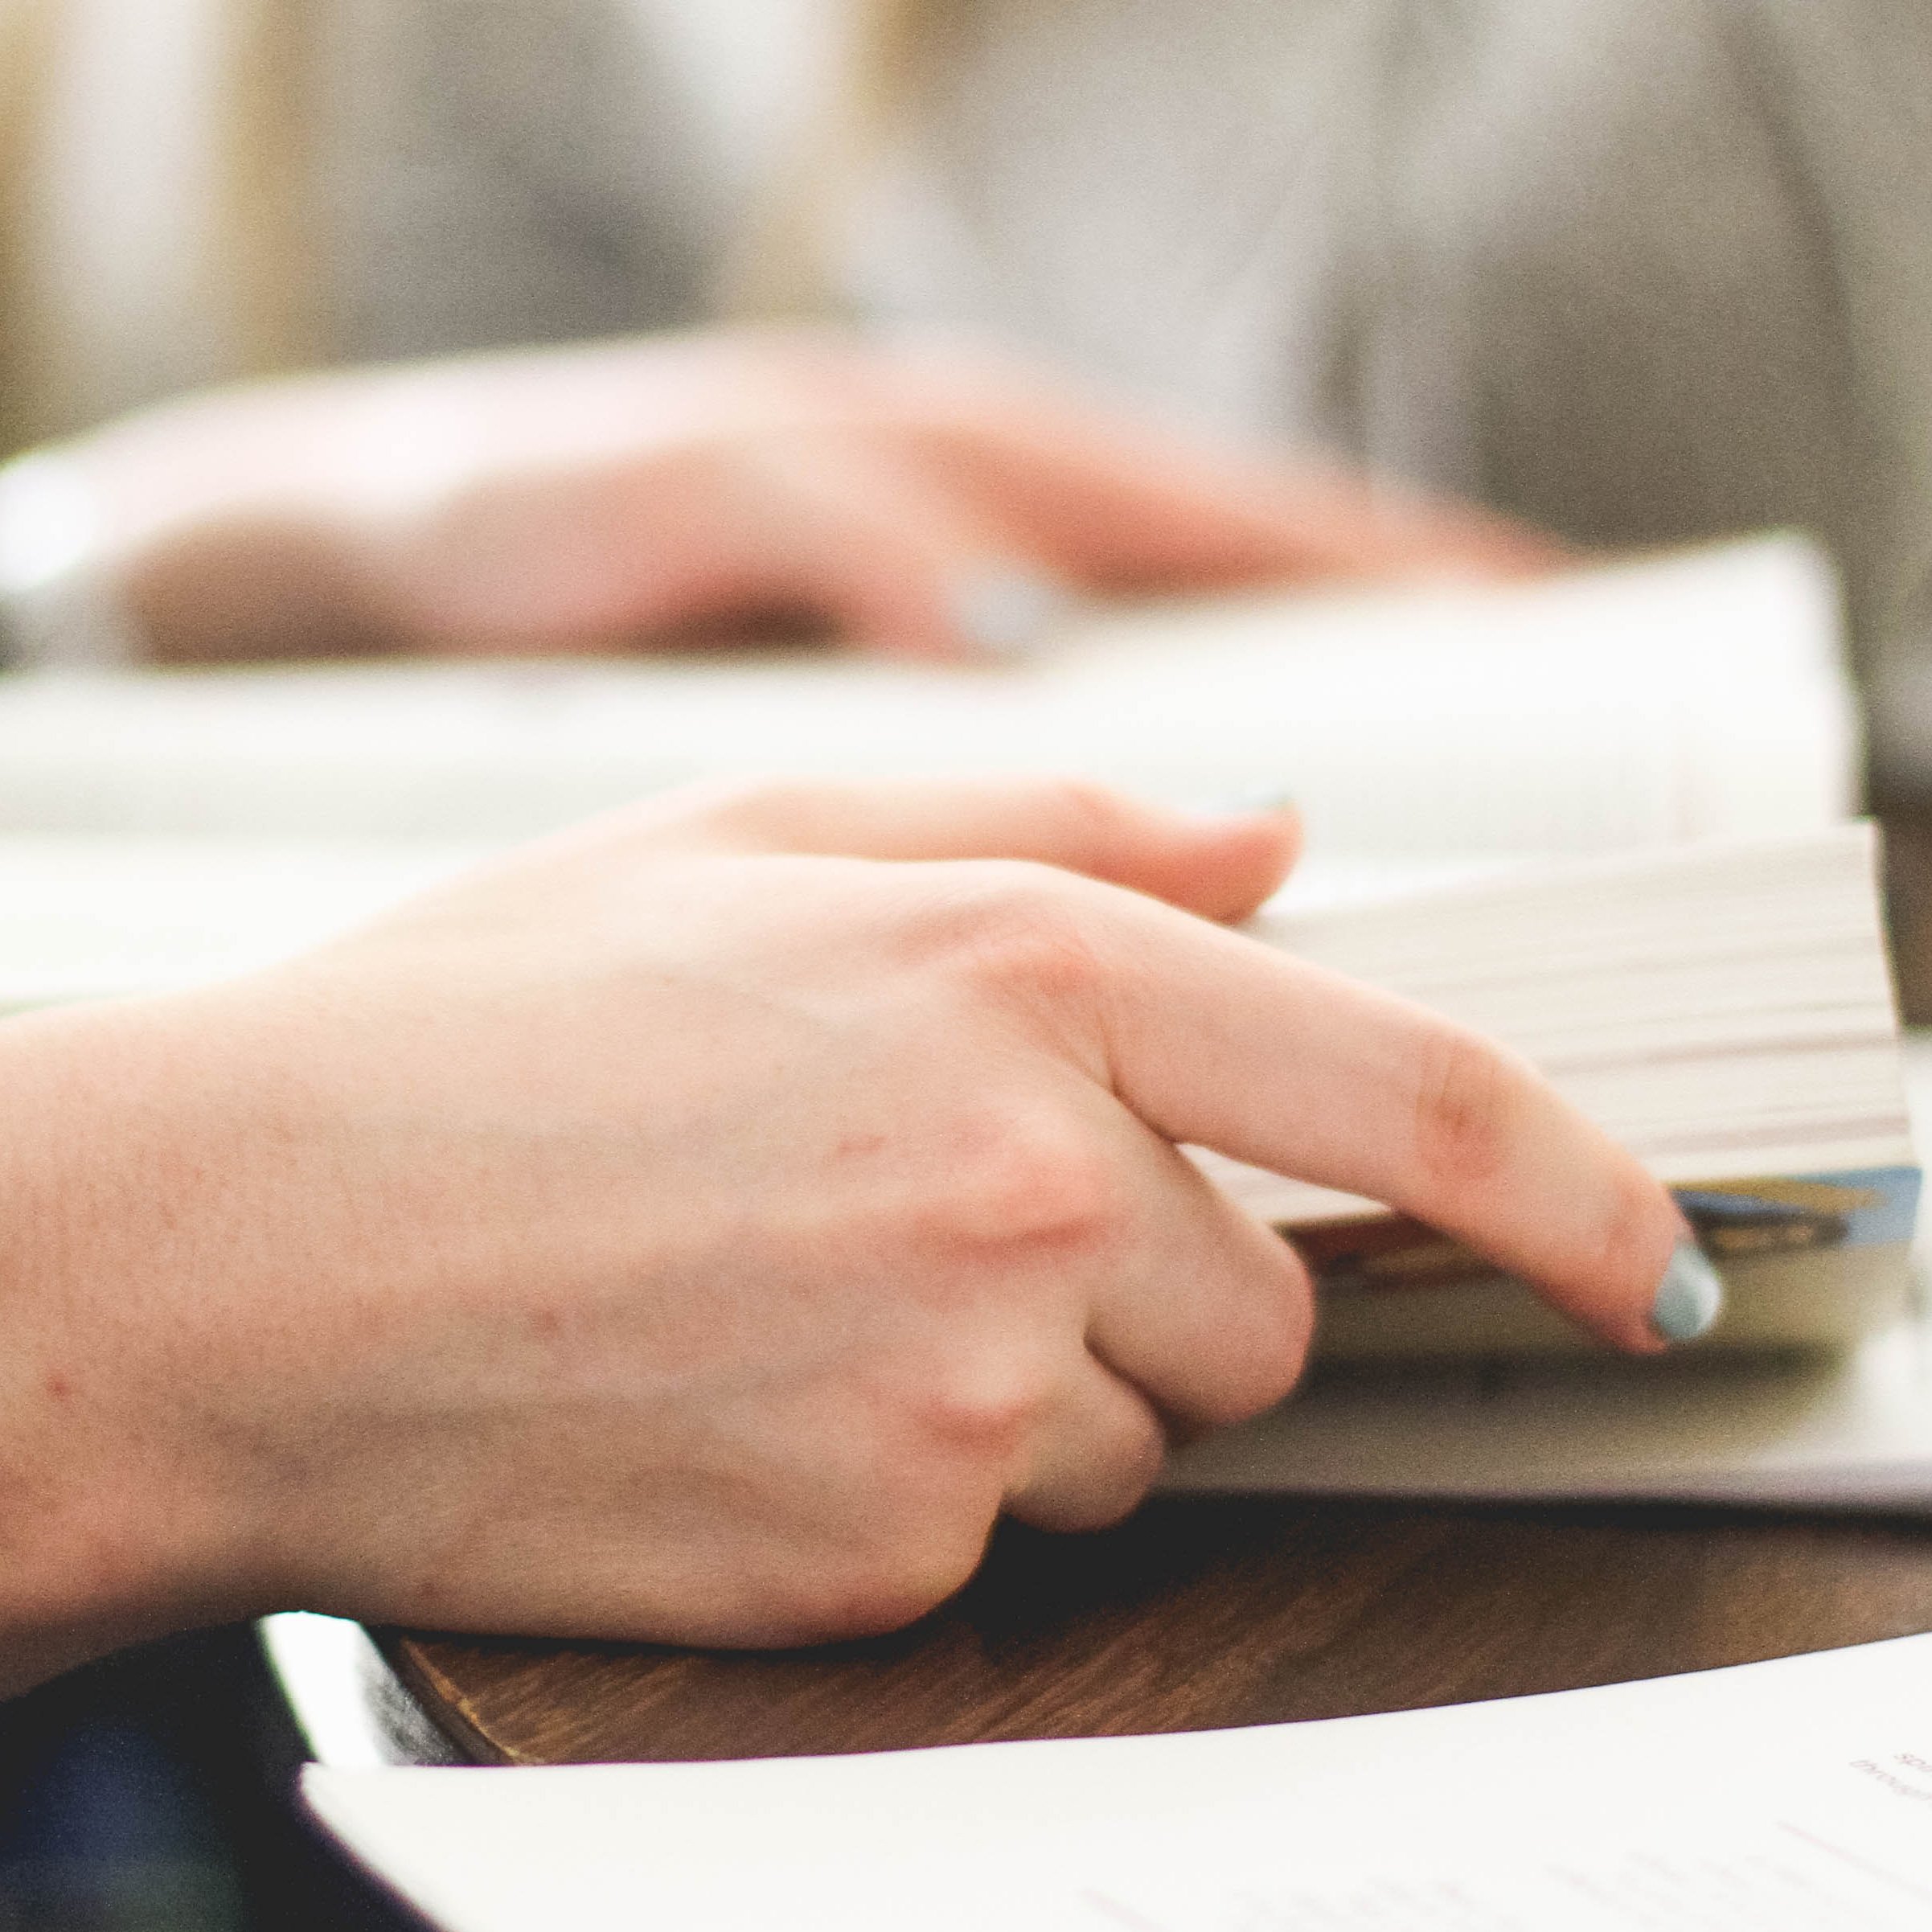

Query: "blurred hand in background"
(63, 330), (1567, 667)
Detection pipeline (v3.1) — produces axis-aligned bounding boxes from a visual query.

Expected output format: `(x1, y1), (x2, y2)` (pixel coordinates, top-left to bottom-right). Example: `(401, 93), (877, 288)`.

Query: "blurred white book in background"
(0, 535), (1854, 848)
(0, 836), (479, 1011)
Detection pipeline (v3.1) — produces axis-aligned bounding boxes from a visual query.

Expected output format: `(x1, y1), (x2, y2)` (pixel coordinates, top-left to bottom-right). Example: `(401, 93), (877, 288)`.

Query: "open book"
(0, 537), (1855, 852)
(302, 1631), (1932, 1931)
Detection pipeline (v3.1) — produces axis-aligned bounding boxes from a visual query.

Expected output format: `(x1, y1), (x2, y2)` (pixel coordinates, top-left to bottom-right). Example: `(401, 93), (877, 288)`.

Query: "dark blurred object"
(1880, 803), (1932, 1025)
(0, 1628), (408, 1932)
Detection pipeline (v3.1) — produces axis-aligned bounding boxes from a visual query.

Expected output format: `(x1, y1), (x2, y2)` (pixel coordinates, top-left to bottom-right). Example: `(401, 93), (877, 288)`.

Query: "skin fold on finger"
(626, 777), (1302, 922)
(1029, 884), (1685, 1354)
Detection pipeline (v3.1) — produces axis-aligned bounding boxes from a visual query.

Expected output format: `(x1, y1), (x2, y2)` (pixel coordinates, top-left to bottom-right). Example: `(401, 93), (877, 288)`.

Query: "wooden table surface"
(384, 1499), (1932, 1766)
(377, 808), (1932, 1770)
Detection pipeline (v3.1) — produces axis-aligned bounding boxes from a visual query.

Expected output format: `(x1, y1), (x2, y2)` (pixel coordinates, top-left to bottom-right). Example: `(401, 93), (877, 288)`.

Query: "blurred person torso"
(6, 0), (1932, 694)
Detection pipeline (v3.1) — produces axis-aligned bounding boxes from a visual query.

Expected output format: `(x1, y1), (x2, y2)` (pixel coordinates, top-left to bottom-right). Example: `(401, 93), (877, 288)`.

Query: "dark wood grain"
(385, 1499), (1932, 1766)
(381, 806), (1932, 1770)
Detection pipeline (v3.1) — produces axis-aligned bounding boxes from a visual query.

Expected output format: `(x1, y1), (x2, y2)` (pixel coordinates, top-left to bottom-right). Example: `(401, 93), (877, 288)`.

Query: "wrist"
(0, 999), (282, 1693)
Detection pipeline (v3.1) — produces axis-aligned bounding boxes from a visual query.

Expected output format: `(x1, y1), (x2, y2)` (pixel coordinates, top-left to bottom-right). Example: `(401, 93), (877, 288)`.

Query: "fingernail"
(1651, 1241), (1724, 1343)
(951, 569), (1074, 660)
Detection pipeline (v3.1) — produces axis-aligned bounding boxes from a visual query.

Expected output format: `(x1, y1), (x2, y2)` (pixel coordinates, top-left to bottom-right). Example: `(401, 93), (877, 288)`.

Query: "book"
(1160, 1028), (1932, 1505)
(0, 537), (1855, 853)
(1200, 822), (1918, 1362)
(301, 1631), (1932, 1930)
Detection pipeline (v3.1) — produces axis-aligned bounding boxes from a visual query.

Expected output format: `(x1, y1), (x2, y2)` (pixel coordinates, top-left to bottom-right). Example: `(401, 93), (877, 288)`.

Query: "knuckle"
(1054, 1427), (1169, 1534)
(1220, 1245), (1317, 1421)
(926, 1109), (1125, 1257)
(915, 863), (1110, 1010)
(680, 777), (823, 849)
(911, 1360), (1054, 1465)
(1272, 1264), (1319, 1393)
(1163, 1245), (1317, 1438)
(1108, 1415), (1171, 1513)
(1409, 1025), (1524, 1200)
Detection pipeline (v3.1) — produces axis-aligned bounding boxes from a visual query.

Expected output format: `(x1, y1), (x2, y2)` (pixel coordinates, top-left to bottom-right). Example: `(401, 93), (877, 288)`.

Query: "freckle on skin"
(531, 1306), (563, 1339)
(44, 1372), (72, 1401)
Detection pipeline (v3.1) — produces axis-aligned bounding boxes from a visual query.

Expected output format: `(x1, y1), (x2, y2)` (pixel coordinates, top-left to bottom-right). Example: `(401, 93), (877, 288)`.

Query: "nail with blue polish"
(1651, 1240), (1724, 1343)
(951, 570), (1074, 660)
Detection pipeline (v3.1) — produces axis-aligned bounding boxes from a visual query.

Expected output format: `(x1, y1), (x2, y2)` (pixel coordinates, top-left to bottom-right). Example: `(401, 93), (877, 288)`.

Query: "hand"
(68, 330), (1568, 664)
(0, 780), (1680, 1692)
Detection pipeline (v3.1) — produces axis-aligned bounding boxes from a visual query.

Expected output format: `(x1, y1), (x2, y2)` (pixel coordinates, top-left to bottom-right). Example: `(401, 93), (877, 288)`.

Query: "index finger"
(1060, 885), (1705, 1354)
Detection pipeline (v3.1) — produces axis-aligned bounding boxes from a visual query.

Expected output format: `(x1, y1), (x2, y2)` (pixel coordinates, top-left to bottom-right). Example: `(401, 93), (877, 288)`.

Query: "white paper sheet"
(304, 1632), (1932, 1931)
